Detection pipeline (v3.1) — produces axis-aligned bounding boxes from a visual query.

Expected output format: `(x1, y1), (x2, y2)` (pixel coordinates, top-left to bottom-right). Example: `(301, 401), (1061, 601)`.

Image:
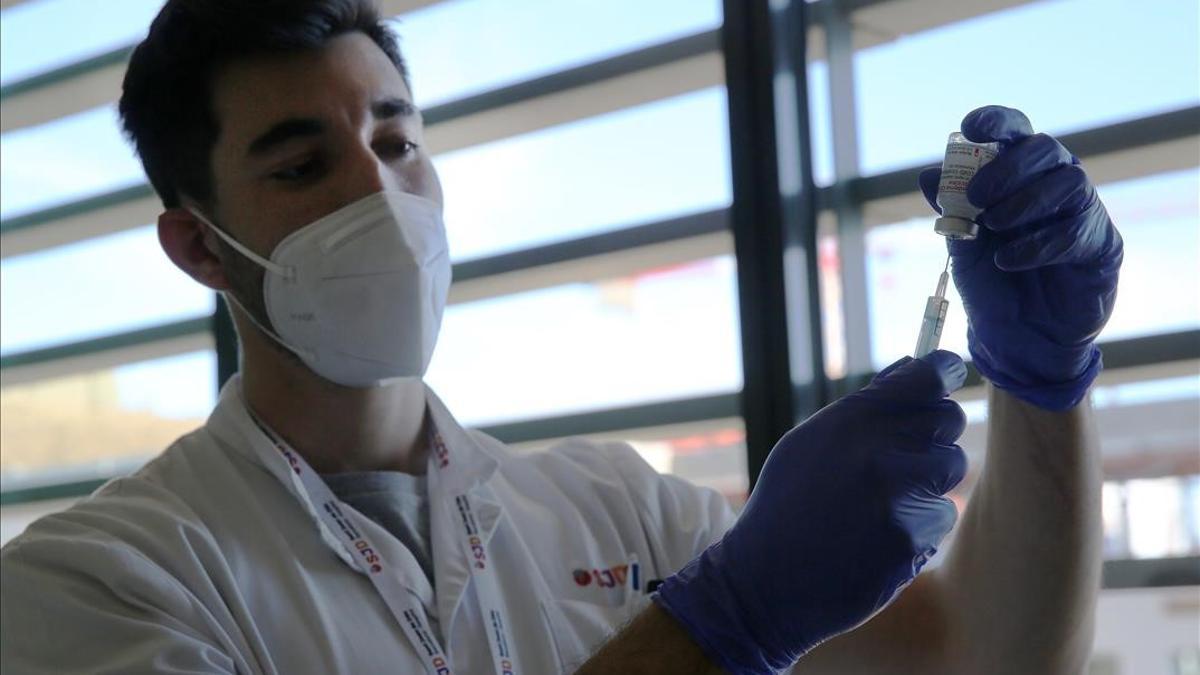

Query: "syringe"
(914, 255), (950, 358)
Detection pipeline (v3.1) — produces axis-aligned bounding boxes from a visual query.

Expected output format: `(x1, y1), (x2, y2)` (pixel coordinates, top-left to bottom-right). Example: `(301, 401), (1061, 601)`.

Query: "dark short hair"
(118, 0), (410, 210)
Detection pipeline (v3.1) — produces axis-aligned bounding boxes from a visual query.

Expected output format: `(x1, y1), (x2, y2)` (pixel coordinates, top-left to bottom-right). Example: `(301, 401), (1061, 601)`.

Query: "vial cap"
(934, 216), (979, 240)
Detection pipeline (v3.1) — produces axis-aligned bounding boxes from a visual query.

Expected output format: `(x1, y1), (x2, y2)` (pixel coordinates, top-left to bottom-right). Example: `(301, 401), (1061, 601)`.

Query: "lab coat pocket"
(539, 593), (652, 674)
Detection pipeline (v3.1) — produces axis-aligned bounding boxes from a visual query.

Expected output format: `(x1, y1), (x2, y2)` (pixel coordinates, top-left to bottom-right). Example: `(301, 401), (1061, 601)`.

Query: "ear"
(158, 207), (232, 291)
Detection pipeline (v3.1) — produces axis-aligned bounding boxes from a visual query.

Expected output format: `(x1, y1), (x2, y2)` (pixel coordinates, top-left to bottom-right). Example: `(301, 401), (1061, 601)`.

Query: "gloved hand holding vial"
(917, 105), (1122, 411)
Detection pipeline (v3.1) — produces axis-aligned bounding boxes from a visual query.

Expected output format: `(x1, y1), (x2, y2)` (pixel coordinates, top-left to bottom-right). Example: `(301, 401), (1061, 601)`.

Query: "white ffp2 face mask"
(190, 191), (452, 388)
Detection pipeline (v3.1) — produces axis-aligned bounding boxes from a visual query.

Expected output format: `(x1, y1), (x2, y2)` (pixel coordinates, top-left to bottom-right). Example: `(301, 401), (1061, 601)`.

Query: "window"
(806, 60), (835, 187)
(863, 168), (1200, 370)
(854, 0), (1200, 175)
(398, 0), (721, 106)
(0, 105), (142, 220)
(429, 255), (741, 425)
(1, 225), (213, 356)
(511, 419), (749, 507)
(2, 0), (740, 513)
(1105, 476), (1200, 560)
(2, 88), (731, 263)
(439, 87), (731, 261)
(1, 349), (216, 484)
(0, 0), (163, 86)
(947, 372), (1200, 562)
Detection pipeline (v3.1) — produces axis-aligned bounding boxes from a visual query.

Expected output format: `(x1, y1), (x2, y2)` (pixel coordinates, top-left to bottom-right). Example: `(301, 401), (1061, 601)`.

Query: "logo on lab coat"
(573, 564), (628, 588)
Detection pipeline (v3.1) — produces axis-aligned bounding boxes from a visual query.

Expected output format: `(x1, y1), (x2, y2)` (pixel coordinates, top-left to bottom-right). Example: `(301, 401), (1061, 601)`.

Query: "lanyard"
(246, 415), (518, 675)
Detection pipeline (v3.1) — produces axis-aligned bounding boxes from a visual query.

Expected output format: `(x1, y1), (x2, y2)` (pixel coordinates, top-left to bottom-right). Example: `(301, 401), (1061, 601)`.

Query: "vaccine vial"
(934, 132), (999, 240)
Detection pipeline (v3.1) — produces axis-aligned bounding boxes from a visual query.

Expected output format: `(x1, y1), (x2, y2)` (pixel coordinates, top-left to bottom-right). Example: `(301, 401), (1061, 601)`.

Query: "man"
(1, 1), (1122, 673)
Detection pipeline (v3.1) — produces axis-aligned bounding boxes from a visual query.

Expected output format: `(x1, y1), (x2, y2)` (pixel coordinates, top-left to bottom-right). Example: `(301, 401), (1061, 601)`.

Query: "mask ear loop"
(187, 208), (295, 280)
(186, 208), (316, 363)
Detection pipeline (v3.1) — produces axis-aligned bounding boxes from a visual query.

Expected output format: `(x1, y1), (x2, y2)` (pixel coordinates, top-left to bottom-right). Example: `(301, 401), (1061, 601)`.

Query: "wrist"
(652, 545), (797, 675)
(971, 343), (1102, 412)
(576, 603), (728, 675)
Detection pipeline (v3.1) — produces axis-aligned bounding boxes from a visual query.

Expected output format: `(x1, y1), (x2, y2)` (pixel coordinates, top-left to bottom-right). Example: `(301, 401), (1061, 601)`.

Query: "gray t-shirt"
(322, 471), (438, 633)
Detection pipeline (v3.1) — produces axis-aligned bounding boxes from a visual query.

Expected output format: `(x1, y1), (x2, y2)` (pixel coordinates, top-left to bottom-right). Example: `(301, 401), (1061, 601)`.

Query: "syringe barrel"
(914, 295), (950, 358)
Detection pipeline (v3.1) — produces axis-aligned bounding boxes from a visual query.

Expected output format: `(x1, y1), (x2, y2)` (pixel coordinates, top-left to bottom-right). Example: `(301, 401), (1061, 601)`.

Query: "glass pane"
(937, 371), (1200, 574)
(0, 105), (144, 220)
(0, 349), (216, 485)
(1101, 475), (1200, 562)
(644, 425), (747, 508)
(511, 420), (749, 508)
(1, 225), (214, 356)
(427, 255), (742, 426)
(0, 0), (163, 86)
(1094, 586), (1200, 675)
(864, 168), (1200, 370)
(4, 86), (730, 260)
(1120, 475), (1200, 560)
(854, 0), (1200, 175)
(1093, 170), (1200, 342)
(439, 87), (730, 261)
(397, 0), (721, 107)
(806, 60), (835, 188)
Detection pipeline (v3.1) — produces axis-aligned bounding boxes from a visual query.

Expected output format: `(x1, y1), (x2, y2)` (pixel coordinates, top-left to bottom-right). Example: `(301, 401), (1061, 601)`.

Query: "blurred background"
(0, 0), (1196, 671)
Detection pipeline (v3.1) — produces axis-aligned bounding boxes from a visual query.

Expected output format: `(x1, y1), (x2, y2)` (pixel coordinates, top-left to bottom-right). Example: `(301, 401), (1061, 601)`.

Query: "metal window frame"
(722, 0), (829, 488)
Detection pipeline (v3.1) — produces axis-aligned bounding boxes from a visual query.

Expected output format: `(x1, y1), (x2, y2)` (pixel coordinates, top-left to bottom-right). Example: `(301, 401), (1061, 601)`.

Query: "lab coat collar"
(207, 374), (508, 642)
(428, 472), (505, 647)
(422, 384), (506, 644)
(206, 375), (501, 493)
(421, 383), (501, 494)
(205, 375), (503, 552)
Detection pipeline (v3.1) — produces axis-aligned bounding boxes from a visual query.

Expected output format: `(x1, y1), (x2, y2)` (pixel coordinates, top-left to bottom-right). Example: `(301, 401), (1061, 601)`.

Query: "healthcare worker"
(0, 1), (1123, 674)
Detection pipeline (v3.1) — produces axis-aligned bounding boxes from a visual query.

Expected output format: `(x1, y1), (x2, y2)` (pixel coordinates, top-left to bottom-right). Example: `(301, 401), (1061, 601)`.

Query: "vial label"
(936, 139), (998, 220)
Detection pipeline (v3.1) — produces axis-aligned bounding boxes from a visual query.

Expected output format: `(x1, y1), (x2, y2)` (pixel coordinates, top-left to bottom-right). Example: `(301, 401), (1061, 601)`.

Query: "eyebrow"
(372, 97), (417, 120)
(246, 118), (325, 157)
(245, 97), (417, 157)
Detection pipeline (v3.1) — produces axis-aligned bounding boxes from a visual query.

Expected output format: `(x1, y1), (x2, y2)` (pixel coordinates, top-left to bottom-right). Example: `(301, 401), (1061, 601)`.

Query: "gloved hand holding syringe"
(914, 132), (998, 358)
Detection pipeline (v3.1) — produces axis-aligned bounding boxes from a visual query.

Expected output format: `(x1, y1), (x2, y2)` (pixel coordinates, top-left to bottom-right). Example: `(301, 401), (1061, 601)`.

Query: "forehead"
(210, 32), (413, 147)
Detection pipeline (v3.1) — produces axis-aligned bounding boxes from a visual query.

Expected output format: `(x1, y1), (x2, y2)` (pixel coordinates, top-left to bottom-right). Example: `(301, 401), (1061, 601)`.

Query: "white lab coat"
(0, 376), (736, 674)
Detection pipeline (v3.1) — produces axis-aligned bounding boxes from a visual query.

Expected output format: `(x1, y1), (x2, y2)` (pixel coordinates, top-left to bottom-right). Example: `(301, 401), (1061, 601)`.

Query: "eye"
(270, 157), (321, 182)
(377, 138), (420, 160)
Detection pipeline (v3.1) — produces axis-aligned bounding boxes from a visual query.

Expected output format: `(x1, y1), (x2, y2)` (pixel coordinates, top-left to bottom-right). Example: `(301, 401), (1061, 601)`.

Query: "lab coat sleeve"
(1, 510), (236, 674)
(598, 445), (805, 675)
(598, 441), (739, 576)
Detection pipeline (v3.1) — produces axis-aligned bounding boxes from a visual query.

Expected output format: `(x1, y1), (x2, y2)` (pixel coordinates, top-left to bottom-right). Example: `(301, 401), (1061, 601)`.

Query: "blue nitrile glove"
(919, 105), (1123, 411)
(653, 351), (969, 674)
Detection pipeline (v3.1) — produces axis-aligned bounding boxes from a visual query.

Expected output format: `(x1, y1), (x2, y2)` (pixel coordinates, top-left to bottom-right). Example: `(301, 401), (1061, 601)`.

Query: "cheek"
(406, 157), (443, 207)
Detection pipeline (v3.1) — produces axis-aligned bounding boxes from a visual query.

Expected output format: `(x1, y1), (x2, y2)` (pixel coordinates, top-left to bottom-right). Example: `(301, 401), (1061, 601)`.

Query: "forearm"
(575, 602), (726, 675)
(934, 385), (1102, 674)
